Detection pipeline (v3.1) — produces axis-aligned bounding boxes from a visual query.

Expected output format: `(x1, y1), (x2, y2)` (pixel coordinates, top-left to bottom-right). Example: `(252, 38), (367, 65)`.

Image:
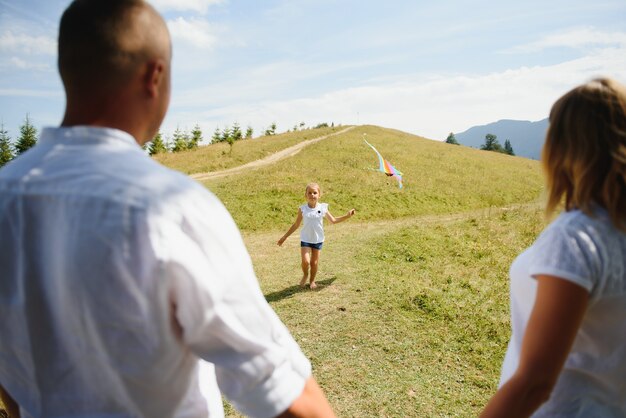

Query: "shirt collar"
(39, 126), (140, 148)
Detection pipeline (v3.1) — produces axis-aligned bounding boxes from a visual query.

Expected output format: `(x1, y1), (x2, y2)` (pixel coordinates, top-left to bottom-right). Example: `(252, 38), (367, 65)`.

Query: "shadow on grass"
(264, 277), (337, 303)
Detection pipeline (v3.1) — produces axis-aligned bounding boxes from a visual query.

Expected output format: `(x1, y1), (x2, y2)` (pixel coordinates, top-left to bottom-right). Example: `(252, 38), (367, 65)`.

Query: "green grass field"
(0, 125), (546, 417)
(244, 204), (544, 417)
(189, 125), (546, 416)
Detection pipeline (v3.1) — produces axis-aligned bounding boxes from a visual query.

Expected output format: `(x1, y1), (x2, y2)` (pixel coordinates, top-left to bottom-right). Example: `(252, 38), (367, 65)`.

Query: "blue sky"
(1, 0), (625, 143)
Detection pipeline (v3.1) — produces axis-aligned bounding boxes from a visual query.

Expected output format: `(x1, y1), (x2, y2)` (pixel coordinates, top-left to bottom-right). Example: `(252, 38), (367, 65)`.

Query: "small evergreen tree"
(221, 126), (232, 144)
(15, 115), (38, 155)
(245, 126), (253, 139)
(227, 135), (234, 154)
(212, 127), (222, 143)
(171, 127), (188, 152)
(264, 123), (277, 136)
(445, 132), (459, 145)
(163, 135), (173, 152)
(480, 133), (503, 152)
(148, 131), (168, 155)
(231, 122), (242, 142)
(189, 124), (202, 150)
(504, 139), (515, 156)
(0, 124), (14, 167)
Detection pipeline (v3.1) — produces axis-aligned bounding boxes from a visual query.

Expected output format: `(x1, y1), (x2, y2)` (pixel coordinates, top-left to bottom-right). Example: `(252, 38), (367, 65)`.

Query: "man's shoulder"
(116, 155), (213, 210)
(0, 131), (210, 212)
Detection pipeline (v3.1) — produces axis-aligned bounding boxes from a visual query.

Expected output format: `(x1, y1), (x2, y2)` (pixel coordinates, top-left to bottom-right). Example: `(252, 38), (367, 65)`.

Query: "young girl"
(482, 78), (626, 417)
(277, 183), (355, 289)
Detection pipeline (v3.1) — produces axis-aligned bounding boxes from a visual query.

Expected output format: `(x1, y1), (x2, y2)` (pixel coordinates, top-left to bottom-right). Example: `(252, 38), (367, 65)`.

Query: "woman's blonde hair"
(543, 77), (626, 230)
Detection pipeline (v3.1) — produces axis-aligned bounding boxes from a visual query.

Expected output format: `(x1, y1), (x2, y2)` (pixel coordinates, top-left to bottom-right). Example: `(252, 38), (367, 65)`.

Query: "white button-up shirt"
(0, 127), (311, 418)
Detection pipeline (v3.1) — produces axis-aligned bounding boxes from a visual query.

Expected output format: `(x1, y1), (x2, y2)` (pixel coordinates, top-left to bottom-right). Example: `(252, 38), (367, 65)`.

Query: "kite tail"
(393, 174), (403, 189)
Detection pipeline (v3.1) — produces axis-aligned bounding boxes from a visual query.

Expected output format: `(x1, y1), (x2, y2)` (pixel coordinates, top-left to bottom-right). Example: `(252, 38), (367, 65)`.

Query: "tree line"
(147, 121), (336, 156)
(0, 116), (338, 166)
(148, 122), (261, 156)
(445, 132), (514, 156)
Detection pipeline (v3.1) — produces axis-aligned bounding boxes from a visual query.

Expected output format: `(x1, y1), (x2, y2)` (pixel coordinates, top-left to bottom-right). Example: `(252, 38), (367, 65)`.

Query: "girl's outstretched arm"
(325, 209), (355, 224)
(480, 275), (588, 418)
(277, 209), (303, 246)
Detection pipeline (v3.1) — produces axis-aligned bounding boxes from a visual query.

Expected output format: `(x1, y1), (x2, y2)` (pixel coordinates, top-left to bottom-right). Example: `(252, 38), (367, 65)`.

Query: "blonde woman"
(482, 78), (626, 417)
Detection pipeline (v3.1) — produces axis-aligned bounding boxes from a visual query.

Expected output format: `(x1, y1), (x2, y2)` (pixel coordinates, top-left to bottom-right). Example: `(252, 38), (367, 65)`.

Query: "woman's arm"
(325, 209), (355, 224)
(278, 209), (303, 246)
(481, 275), (589, 418)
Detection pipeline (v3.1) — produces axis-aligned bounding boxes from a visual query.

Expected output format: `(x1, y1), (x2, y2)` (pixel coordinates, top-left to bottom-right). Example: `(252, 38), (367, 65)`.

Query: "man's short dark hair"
(58, 0), (146, 91)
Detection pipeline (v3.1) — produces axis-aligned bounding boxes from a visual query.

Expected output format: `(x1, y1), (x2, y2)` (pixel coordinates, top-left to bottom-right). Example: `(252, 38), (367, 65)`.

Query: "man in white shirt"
(0, 1), (335, 417)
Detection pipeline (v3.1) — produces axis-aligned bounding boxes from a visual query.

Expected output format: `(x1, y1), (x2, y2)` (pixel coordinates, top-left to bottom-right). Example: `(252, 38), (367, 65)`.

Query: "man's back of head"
(59, 0), (171, 143)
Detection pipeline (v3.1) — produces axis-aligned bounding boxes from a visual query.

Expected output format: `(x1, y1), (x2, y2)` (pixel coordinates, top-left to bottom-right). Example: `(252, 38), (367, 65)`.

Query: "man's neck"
(62, 97), (145, 145)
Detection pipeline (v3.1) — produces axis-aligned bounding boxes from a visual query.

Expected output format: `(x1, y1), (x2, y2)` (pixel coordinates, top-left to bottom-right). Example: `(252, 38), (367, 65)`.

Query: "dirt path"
(190, 126), (356, 181)
(243, 201), (544, 249)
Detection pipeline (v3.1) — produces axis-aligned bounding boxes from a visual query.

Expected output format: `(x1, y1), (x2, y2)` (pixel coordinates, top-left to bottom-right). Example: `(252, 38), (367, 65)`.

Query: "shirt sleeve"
(156, 185), (311, 418)
(528, 219), (601, 293)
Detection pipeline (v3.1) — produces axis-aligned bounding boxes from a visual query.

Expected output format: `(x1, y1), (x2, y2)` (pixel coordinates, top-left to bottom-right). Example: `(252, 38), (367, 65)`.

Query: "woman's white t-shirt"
(299, 203), (328, 244)
(500, 208), (626, 417)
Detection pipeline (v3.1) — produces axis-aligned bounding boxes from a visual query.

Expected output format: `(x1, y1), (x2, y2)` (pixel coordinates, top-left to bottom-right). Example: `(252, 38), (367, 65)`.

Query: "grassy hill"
(197, 125), (543, 232)
(152, 125), (546, 417)
(153, 125), (345, 175)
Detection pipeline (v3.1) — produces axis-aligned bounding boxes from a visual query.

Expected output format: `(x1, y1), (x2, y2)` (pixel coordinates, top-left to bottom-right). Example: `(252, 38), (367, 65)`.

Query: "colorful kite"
(364, 138), (403, 188)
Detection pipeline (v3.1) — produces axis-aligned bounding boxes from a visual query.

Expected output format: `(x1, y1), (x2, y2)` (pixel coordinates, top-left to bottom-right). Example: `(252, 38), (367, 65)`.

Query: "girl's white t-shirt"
(299, 203), (328, 244)
(500, 208), (626, 417)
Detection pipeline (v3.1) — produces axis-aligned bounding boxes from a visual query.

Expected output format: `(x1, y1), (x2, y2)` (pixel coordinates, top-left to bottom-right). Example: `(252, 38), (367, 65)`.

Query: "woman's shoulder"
(529, 209), (615, 294)
(549, 208), (616, 236)
(539, 207), (624, 268)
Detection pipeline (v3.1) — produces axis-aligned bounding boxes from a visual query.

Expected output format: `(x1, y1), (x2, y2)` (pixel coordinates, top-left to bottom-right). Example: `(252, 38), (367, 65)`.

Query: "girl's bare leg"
(300, 247), (311, 287)
(309, 249), (321, 289)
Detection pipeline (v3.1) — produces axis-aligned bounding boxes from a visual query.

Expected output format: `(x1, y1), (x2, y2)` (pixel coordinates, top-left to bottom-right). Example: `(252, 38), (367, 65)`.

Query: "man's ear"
(145, 59), (166, 98)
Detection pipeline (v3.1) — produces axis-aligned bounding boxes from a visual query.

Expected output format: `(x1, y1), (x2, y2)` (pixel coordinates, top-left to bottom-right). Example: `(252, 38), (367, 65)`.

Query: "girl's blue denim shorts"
(300, 241), (323, 250)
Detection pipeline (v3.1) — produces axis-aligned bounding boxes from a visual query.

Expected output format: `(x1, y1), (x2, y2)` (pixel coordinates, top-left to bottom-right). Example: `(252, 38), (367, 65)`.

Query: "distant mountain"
(455, 118), (548, 160)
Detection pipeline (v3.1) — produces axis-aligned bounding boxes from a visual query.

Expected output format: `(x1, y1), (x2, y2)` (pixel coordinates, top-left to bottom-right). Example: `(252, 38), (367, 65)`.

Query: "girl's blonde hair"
(542, 77), (626, 230)
(305, 182), (321, 195)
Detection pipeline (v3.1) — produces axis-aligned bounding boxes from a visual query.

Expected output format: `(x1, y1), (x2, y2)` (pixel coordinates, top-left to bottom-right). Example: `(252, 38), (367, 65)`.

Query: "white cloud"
(0, 88), (61, 98)
(167, 17), (218, 50)
(161, 44), (626, 141)
(508, 27), (626, 53)
(0, 56), (52, 71)
(0, 31), (56, 55)
(149, 0), (223, 14)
